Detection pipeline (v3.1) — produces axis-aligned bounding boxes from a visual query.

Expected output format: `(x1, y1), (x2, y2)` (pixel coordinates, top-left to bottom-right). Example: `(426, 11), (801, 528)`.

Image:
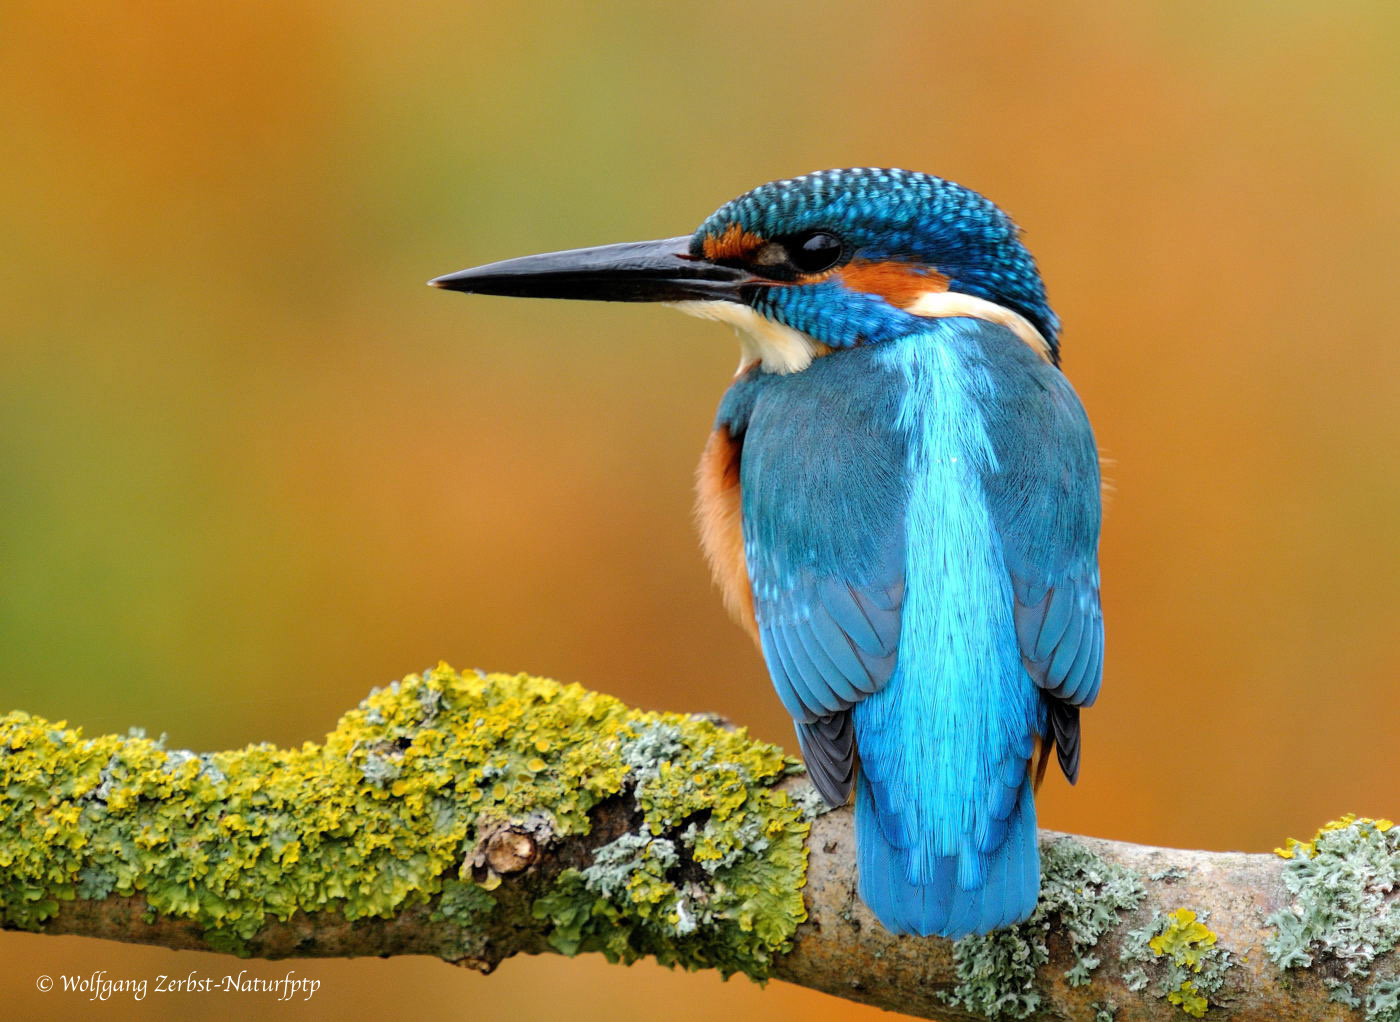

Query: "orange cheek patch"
(838, 260), (950, 309)
(702, 223), (766, 262)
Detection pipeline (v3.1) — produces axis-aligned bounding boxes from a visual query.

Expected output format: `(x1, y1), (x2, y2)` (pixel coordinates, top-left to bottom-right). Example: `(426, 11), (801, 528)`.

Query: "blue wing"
(982, 345), (1103, 783)
(716, 351), (909, 805)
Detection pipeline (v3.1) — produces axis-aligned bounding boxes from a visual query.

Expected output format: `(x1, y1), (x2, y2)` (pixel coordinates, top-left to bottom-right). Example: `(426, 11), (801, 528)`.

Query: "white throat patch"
(668, 300), (823, 375)
(904, 291), (1053, 363)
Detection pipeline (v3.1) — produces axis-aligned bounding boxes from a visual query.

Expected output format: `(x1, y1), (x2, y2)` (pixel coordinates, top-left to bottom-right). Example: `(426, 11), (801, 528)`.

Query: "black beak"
(429, 236), (754, 303)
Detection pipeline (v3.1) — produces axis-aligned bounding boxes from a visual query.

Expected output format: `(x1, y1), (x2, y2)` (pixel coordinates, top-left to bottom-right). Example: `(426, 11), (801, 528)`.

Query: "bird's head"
(433, 168), (1059, 371)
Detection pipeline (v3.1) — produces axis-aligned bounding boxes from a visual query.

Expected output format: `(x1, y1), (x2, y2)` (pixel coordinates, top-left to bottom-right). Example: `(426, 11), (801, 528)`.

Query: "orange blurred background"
(3, 3), (1398, 1019)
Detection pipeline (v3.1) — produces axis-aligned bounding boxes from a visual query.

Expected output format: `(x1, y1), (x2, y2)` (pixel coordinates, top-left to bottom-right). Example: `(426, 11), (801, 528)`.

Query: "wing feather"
(795, 712), (856, 805)
(716, 352), (909, 806)
(982, 341), (1103, 784)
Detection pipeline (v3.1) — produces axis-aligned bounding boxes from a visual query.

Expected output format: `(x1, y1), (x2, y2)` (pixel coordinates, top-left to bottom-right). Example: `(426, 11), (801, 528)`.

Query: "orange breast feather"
(695, 427), (758, 642)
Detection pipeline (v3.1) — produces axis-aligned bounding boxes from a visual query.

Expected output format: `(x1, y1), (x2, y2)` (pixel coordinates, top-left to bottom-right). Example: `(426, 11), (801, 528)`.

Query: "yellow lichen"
(1149, 908), (1217, 969)
(1166, 979), (1208, 1017)
(1145, 908), (1227, 1018)
(0, 666), (813, 975)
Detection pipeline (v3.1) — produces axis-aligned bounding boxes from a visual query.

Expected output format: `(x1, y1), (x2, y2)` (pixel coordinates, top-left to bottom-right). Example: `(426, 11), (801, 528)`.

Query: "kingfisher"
(431, 168), (1102, 939)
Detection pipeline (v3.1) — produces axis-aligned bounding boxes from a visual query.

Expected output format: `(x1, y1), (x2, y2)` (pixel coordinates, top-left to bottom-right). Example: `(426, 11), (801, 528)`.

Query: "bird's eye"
(788, 231), (844, 273)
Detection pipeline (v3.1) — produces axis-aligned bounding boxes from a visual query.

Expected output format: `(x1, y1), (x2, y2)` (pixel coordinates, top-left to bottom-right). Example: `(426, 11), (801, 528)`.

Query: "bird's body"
(702, 318), (1098, 934)
(434, 168), (1102, 938)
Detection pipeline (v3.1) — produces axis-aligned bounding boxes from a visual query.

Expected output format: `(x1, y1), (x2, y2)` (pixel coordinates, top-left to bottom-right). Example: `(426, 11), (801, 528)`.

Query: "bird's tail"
(854, 773), (1040, 938)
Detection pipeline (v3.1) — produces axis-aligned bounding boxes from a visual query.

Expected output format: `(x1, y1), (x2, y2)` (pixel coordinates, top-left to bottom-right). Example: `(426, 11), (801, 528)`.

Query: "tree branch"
(2, 666), (1395, 1020)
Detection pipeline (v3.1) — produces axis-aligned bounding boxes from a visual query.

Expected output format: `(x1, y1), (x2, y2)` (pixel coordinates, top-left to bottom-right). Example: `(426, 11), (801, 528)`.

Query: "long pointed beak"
(429, 235), (754, 303)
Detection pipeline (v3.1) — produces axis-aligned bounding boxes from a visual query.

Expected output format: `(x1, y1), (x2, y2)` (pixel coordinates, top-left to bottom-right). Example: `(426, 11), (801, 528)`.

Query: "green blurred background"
(4, 2), (1398, 1018)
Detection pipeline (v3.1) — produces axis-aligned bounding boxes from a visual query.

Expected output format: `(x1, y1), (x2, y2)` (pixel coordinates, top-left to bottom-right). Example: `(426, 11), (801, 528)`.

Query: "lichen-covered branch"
(2, 667), (1396, 1021)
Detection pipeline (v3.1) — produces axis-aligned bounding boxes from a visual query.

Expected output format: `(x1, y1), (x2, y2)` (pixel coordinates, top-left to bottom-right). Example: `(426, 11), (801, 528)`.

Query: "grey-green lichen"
(1090, 999), (1118, 1022)
(1368, 978), (1400, 1021)
(0, 665), (813, 977)
(1266, 816), (1399, 1021)
(532, 718), (814, 976)
(430, 877), (498, 962)
(940, 837), (1145, 1019)
(1120, 908), (1232, 1018)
